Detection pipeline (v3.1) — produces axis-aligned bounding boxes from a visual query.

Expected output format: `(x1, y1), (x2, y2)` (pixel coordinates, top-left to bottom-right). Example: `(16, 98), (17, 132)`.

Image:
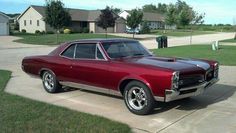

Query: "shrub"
(82, 27), (89, 33)
(90, 31), (94, 33)
(77, 28), (83, 33)
(41, 31), (46, 34)
(35, 30), (41, 34)
(21, 29), (26, 33)
(64, 29), (71, 34)
(46, 31), (54, 34)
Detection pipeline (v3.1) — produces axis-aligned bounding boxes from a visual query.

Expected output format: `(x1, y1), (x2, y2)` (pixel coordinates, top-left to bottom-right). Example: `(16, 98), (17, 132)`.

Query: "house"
(0, 12), (9, 36)
(119, 10), (165, 30)
(18, 5), (126, 33)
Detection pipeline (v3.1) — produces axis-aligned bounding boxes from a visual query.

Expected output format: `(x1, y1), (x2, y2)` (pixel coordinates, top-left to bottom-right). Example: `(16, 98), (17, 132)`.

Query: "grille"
(179, 75), (204, 89)
(206, 69), (214, 81)
(179, 88), (197, 95)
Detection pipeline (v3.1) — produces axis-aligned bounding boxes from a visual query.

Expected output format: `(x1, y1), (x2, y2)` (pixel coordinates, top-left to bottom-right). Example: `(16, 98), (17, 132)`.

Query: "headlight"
(214, 63), (219, 78)
(172, 71), (179, 89)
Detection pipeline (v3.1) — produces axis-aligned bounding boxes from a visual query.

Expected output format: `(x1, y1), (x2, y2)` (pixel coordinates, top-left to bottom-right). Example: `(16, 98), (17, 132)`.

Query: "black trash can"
(162, 36), (168, 48)
(156, 36), (163, 49)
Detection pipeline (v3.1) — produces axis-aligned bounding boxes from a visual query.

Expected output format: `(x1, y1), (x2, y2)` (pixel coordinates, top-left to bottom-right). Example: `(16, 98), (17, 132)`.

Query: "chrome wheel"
(43, 72), (54, 91)
(127, 86), (147, 110)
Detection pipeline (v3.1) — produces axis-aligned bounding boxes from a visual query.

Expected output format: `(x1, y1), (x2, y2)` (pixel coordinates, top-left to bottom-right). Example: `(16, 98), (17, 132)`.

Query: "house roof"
(121, 10), (164, 22)
(143, 12), (164, 22)
(0, 12), (10, 20)
(18, 5), (122, 22)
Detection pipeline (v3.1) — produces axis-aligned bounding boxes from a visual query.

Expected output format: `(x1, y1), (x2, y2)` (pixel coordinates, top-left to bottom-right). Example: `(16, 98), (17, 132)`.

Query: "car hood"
(119, 56), (211, 72)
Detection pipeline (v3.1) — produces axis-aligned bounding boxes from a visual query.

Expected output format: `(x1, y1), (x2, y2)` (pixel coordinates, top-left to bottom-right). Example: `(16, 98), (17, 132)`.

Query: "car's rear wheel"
(124, 81), (155, 115)
(42, 71), (61, 93)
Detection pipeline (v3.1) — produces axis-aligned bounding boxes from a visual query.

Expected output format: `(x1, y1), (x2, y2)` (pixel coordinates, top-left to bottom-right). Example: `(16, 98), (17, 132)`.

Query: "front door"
(71, 43), (111, 90)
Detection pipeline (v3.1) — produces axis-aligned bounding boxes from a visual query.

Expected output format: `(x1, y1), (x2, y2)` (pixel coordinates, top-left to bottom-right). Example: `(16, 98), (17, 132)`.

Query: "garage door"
(96, 26), (114, 33)
(0, 23), (8, 36)
(116, 23), (126, 33)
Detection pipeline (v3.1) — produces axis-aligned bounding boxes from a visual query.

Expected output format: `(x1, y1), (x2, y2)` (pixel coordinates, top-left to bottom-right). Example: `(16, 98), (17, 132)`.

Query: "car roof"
(67, 38), (138, 44)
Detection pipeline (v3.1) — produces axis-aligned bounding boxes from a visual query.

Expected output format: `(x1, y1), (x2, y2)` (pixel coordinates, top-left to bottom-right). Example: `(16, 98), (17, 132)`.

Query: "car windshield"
(102, 41), (152, 59)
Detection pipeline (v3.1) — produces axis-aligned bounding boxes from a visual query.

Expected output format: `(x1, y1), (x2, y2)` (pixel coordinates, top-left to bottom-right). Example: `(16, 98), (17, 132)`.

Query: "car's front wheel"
(124, 81), (155, 115)
(42, 71), (61, 93)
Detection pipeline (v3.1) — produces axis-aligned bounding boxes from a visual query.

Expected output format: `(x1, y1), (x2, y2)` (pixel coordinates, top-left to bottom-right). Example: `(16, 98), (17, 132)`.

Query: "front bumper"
(155, 78), (219, 102)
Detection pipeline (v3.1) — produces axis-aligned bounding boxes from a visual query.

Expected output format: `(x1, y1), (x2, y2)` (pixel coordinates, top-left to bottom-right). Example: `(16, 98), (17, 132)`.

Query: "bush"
(64, 29), (71, 34)
(46, 31), (54, 34)
(41, 31), (46, 34)
(82, 27), (89, 33)
(21, 29), (26, 33)
(35, 30), (41, 34)
(90, 31), (94, 33)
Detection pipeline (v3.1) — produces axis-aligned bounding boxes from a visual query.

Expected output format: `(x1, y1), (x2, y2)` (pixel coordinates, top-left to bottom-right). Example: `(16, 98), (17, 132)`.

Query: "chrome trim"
(59, 81), (122, 97)
(154, 78), (219, 102)
(97, 43), (108, 61)
(154, 96), (165, 102)
(59, 42), (108, 61)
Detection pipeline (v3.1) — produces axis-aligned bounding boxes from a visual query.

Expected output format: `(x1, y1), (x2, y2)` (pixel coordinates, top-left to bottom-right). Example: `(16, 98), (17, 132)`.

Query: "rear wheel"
(42, 71), (61, 93)
(124, 81), (155, 115)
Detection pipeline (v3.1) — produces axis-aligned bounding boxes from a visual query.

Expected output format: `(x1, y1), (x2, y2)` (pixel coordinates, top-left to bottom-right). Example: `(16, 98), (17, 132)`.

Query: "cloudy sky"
(0, 0), (236, 24)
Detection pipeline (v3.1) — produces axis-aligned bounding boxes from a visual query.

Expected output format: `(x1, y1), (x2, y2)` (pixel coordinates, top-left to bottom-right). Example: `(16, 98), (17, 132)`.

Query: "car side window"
(61, 44), (76, 58)
(75, 44), (96, 59)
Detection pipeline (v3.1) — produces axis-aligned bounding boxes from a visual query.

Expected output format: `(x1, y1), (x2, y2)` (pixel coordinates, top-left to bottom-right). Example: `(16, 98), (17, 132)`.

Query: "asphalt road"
(0, 35), (236, 133)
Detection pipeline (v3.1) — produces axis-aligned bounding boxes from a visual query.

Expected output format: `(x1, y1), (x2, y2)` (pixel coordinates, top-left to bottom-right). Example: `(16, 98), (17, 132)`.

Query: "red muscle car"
(22, 39), (219, 115)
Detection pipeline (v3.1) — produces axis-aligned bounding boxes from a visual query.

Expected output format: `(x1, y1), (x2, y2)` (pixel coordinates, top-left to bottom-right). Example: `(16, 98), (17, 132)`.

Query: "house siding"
(19, 7), (46, 33)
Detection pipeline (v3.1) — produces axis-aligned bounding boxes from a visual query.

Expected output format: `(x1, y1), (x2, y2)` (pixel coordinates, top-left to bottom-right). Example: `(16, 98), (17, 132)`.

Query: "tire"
(124, 81), (155, 115)
(42, 71), (62, 93)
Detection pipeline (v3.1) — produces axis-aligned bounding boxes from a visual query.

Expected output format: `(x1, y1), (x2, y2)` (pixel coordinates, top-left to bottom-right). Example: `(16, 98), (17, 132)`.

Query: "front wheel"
(42, 71), (61, 93)
(124, 81), (155, 115)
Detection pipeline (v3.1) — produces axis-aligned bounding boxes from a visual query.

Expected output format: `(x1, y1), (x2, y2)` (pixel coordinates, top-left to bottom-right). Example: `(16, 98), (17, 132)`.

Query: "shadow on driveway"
(57, 83), (235, 115)
(152, 84), (236, 114)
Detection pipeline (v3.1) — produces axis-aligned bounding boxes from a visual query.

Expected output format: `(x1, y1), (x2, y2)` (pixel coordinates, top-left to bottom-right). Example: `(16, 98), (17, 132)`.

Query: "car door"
(56, 44), (76, 82)
(71, 43), (111, 90)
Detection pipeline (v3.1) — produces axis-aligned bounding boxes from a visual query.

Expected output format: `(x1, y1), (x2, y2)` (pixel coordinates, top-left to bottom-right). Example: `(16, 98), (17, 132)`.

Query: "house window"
(24, 20), (26, 26)
(30, 20), (32, 25)
(37, 20), (40, 26)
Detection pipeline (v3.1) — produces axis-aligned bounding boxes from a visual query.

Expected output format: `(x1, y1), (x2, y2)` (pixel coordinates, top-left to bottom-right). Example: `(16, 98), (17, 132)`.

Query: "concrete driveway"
(137, 32), (234, 49)
(1, 36), (236, 133)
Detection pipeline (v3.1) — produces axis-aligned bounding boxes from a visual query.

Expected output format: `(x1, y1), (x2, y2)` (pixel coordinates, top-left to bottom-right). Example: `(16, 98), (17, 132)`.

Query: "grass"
(220, 38), (236, 43)
(0, 70), (131, 133)
(152, 45), (236, 66)
(151, 30), (216, 37)
(14, 33), (125, 45)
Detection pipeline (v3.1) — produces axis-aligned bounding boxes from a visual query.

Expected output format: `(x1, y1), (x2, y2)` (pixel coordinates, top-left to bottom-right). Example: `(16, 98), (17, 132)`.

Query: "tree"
(165, 4), (176, 27)
(140, 21), (150, 34)
(97, 6), (117, 38)
(126, 9), (143, 38)
(177, 6), (193, 28)
(142, 4), (158, 13)
(142, 4), (167, 13)
(45, 0), (71, 44)
(110, 6), (122, 14)
(233, 17), (236, 40)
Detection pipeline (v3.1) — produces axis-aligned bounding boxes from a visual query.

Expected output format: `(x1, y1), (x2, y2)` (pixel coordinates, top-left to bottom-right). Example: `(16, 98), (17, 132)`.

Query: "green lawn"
(0, 70), (131, 133)
(152, 45), (236, 66)
(14, 33), (125, 45)
(151, 30), (216, 37)
(220, 38), (236, 43)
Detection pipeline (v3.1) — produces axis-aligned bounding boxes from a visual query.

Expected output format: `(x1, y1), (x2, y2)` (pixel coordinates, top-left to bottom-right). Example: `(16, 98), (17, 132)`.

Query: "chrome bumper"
(155, 78), (219, 102)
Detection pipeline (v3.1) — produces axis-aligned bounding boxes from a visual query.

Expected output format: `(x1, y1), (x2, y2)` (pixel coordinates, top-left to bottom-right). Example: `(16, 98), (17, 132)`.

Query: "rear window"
(61, 44), (76, 58)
